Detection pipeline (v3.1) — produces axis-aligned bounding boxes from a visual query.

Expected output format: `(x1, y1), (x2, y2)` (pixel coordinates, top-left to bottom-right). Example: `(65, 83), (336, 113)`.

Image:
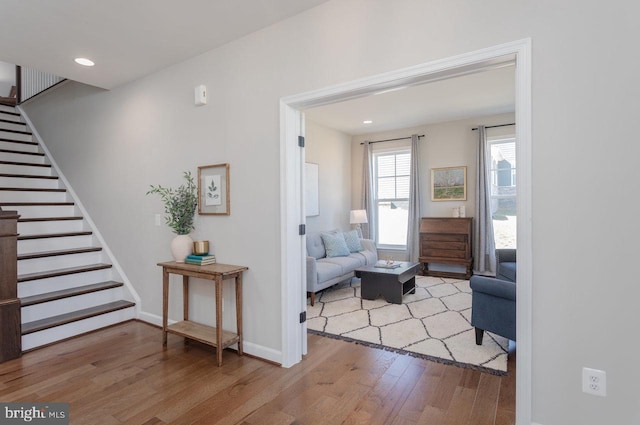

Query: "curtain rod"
(359, 134), (424, 145)
(471, 123), (515, 131)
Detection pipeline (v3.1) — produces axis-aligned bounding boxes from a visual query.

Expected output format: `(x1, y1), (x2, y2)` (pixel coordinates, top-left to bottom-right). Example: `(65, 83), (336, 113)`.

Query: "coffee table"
(355, 262), (420, 304)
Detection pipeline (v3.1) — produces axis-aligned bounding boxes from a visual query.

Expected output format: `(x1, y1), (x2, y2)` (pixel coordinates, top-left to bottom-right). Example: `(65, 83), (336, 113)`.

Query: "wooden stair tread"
(19, 216), (82, 222)
(0, 110), (21, 117)
(0, 118), (26, 125)
(0, 160), (51, 167)
(0, 148), (44, 156)
(18, 246), (102, 260)
(17, 263), (112, 282)
(20, 281), (123, 307)
(18, 231), (92, 240)
(0, 128), (32, 135)
(0, 173), (58, 180)
(21, 300), (135, 335)
(0, 187), (65, 192)
(0, 137), (38, 146)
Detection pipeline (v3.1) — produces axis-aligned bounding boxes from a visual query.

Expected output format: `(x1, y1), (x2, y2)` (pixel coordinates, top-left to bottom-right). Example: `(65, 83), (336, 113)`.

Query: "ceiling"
(0, 0), (329, 89)
(305, 65), (515, 136)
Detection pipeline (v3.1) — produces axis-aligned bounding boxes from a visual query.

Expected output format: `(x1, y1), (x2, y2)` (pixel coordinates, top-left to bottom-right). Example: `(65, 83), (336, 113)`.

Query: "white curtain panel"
(361, 141), (375, 241)
(406, 134), (421, 262)
(473, 126), (496, 275)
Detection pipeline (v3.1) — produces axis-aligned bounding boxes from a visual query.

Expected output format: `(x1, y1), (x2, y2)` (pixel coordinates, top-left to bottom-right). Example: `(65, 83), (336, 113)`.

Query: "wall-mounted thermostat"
(195, 85), (207, 106)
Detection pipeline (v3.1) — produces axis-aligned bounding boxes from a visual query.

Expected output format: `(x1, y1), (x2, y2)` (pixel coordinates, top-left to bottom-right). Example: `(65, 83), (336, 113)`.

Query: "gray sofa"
(306, 231), (378, 305)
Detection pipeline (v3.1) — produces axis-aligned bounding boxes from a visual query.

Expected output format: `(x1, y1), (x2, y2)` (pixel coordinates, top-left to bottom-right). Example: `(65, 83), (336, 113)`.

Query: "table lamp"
(350, 209), (368, 238)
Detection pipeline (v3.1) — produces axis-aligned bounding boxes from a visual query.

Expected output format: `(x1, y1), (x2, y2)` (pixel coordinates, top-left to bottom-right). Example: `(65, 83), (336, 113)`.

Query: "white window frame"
(373, 148), (411, 250)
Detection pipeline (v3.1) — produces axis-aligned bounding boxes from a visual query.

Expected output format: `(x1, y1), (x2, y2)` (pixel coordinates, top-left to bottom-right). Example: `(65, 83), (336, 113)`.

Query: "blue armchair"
(470, 275), (516, 344)
(496, 248), (516, 282)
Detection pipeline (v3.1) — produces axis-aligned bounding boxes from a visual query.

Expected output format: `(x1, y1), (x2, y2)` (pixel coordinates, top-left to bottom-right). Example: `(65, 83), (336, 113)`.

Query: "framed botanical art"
(198, 163), (230, 215)
(431, 166), (467, 201)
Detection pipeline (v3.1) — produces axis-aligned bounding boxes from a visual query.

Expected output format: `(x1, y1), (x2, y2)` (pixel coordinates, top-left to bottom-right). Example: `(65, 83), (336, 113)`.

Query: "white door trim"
(280, 38), (532, 425)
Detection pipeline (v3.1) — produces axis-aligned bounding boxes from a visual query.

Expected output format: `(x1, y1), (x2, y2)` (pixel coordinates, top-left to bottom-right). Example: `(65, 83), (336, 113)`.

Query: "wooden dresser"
(419, 217), (473, 280)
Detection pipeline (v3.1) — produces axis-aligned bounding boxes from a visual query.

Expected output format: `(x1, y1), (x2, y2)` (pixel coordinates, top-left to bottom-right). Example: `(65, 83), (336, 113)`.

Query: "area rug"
(307, 275), (509, 375)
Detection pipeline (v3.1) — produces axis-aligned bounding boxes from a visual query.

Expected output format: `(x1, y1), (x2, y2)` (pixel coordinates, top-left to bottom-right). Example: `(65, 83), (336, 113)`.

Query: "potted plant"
(147, 171), (198, 262)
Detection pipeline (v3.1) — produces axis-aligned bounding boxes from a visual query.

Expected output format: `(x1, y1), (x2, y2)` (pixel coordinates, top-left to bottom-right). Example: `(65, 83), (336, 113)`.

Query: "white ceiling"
(0, 0), (329, 89)
(305, 65), (515, 136)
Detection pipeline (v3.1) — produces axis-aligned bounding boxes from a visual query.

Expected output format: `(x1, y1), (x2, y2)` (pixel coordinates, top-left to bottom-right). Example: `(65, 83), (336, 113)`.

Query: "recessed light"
(74, 58), (95, 67)
(363, 120), (373, 124)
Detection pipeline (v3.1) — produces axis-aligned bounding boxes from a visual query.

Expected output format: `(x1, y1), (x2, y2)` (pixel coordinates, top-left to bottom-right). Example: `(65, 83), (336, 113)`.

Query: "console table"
(158, 261), (248, 366)
(419, 217), (473, 280)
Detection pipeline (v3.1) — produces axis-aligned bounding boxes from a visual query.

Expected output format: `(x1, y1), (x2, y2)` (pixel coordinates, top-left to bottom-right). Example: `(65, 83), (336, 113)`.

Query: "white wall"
(351, 113), (515, 261)
(22, 1), (640, 424)
(305, 119), (352, 233)
(0, 61), (15, 96)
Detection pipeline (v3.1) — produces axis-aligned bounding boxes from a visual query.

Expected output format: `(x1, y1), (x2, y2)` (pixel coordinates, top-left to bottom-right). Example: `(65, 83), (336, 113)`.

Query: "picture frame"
(431, 166), (467, 201)
(198, 163), (230, 215)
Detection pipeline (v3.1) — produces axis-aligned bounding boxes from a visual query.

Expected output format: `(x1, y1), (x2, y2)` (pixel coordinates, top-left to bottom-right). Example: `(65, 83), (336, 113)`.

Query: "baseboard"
(138, 312), (283, 365)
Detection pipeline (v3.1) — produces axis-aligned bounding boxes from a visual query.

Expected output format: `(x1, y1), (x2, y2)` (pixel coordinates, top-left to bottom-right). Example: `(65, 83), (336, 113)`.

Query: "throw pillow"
(343, 230), (363, 253)
(321, 232), (350, 257)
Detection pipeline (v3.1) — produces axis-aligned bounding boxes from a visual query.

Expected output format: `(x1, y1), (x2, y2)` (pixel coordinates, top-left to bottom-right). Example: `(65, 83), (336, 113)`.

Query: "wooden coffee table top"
(356, 261), (420, 276)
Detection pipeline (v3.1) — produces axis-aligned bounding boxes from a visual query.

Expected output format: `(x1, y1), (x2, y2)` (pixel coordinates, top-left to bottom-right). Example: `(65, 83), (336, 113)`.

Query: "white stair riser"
(0, 176), (59, 189)
(18, 251), (105, 275)
(0, 130), (31, 142)
(21, 287), (124, 323)
(21, 307), (135, 351)
(0, 141), (39, 153)
(0, 121), (29, 133)
(0, 105), (16, 113)
(10, 204), (76, 218)
(1, 190), (67, 203)
(0, 152), (45, 164)
(0, 163), (52, 176)
(18, 219), (84, 235)
(18, 268), (114, 298)
(18, 234), (94, 254)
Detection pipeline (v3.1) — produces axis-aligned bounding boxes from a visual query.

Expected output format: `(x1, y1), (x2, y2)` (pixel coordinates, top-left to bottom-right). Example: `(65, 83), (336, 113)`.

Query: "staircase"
(0, 103), (136, 351)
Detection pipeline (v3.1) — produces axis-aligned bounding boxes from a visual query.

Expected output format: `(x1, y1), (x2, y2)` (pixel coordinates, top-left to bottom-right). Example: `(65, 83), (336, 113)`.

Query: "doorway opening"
(280, 39), (532, 424)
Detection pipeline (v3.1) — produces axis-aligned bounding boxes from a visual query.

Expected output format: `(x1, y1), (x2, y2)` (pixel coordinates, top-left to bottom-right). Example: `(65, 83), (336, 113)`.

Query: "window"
(374, 150), (410, 248)
(489, 137), (516, 249)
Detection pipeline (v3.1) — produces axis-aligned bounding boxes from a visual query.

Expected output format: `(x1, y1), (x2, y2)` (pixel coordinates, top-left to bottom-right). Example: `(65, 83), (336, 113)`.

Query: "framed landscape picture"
(198, 163), (230, 215)
(431, 166), (467, 201)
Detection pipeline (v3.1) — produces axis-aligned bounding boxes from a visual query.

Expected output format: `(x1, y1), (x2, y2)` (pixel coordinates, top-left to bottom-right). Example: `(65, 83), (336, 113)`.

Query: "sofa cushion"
(321, 232), (350, 257)
(343, 230), (363, 252)
(316, 261), (345, 283)
(497, 262), (516, 283)
(306, 232), (326, 259)
(321, 256), (362, 274)
(351, 249), (376, 266)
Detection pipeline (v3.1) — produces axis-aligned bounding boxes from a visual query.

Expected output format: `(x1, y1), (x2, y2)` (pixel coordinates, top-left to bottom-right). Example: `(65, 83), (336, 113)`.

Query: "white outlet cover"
(582, 367), (607, 396)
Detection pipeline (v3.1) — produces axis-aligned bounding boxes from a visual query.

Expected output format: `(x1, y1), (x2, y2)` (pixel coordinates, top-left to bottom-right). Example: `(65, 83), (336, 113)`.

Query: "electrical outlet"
(582, 367), (607, 396)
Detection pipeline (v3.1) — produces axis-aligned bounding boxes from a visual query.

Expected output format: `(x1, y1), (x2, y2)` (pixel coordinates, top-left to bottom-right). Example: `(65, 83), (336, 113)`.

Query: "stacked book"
(185, 254), (216, 265)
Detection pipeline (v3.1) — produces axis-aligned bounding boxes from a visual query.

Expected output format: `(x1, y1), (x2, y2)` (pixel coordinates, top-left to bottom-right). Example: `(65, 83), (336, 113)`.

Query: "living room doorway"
(280, 39), (532, 423)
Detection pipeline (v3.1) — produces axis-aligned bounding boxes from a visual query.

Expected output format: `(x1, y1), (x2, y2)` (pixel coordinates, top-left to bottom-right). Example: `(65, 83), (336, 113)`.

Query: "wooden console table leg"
(235, 273), (243, 356)
(215, 275), (223, 366)
(183, 275), (189, 345)
(162, 268), (169, 347)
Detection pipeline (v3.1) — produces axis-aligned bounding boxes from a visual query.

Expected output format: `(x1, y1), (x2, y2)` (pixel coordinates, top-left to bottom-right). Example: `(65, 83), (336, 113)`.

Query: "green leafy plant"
(147, 171), (198, 235)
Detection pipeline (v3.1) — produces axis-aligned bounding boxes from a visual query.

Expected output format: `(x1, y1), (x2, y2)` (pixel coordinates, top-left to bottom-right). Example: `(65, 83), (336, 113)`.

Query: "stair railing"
(0, 206), (22, 362)
(17, 65), (66, 104)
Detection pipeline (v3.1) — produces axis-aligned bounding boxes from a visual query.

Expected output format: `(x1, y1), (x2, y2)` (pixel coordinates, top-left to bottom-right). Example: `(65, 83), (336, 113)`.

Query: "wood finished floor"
(0, 321), (515, 424)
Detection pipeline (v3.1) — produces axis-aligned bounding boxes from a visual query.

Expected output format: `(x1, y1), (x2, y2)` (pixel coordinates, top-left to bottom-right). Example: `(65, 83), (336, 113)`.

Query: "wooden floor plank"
(0, 321), (515, 424)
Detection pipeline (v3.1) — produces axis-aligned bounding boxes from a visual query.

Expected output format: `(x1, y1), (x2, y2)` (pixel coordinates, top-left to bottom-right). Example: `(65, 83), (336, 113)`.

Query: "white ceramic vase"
(170, 234), (193, 262)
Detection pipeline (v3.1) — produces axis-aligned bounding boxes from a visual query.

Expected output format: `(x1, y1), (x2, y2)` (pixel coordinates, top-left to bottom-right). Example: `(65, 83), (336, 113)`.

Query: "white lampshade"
(349, 209), (368, 224)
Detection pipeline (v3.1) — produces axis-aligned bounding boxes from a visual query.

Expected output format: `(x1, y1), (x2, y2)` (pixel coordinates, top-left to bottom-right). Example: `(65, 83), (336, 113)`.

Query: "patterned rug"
(307, 275), (509, 375)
